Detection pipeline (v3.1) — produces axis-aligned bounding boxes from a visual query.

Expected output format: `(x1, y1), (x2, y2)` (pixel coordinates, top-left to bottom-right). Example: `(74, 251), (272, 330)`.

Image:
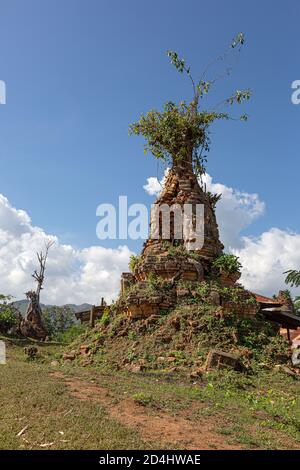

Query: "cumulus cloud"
(143, 169), (169, 196)
(1, 168), (299, 304)
(144, 171), (265, 251)
(233, 229), (300, 297)
(143, 177), (163, 196)
(144, 172), (300, 297)
(202, 174), (265, 250)
(0, 195), (132, 304)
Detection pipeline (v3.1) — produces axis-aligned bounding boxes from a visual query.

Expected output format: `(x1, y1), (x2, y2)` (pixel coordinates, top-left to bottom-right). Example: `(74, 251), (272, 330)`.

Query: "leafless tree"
(32, 240), (54, 301)
(20, 240), (54, 340)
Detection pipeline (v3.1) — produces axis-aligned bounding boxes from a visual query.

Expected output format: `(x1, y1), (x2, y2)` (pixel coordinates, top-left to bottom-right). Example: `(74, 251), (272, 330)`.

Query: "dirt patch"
(51, 371), (241, 450)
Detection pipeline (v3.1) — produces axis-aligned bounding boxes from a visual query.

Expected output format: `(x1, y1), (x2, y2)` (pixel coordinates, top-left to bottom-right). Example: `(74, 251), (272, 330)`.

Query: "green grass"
(63, 363), (300, 449)
(1, 339), (300, 450)
(54, 324), (87, 344)
(132, 392), (154, 406)
(0, 342), (153, 450)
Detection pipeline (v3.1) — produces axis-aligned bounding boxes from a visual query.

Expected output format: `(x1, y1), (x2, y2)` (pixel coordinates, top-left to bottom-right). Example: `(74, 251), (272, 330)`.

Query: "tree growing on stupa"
(65, 35), (292, 374)
(117, 33), (255, 319)
(130, 32), (251, 178)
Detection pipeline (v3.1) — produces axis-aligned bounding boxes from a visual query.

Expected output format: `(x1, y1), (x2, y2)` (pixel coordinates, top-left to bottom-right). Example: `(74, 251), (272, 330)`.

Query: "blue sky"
(0, 0), (299, 256)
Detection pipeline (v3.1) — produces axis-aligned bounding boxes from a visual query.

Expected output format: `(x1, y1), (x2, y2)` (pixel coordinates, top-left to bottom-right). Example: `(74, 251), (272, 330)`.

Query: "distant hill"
(12, 299), (92, 317)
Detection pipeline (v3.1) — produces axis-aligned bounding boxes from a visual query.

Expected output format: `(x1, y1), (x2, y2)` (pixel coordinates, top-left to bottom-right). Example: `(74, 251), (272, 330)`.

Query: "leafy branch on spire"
(130, 32), (251, 177)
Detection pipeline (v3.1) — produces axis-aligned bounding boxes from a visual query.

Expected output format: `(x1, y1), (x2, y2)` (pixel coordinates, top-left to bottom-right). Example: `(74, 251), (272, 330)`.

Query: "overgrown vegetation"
(162, 241), (201, 261)
(130, 33), (251, 177)
(129, 255), (142, 273)
(284, 271), (300, 313)
(294, 296), (300, 313)
(0, 294), (20, 334)
(54, 324), (87, 344)
(67, 285), (290, 376)
(118, 273), (173, 306)
(213, 254), (242, 274)
(41, 305), (76, 338)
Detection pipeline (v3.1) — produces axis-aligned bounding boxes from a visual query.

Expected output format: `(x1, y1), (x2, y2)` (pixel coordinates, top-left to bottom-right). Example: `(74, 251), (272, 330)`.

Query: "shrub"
(213, 254), (242, 274)
(0, 295), (20, 334)
(42, 305), (75, 337)
(98, 307), (111, 327)
(128, 330), (137, 341)
(54, 324), (87, 344)
(165, 243), (200, 261)
(129, 255), (141, 273)
(132, 392), (153, 406)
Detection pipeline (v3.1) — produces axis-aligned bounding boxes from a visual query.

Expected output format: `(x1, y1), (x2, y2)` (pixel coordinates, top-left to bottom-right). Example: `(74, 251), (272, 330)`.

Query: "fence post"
(90, 305), (95, 328)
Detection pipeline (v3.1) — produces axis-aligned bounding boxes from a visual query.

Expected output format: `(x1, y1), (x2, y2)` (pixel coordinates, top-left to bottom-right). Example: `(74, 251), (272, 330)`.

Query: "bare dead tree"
(32, 240), (54, 301)
(20, 240), (54, 340)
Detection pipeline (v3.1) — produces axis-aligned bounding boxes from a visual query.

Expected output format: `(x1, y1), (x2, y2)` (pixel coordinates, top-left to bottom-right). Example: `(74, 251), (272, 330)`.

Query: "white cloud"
(143, 177), (163, 196)
(0, 195), (132, 305)
(143, 169), (169, 196)
(233, 229), (300, 297)
(202, 174), (265, 250)
(144, 171), (265, 251)
(1, 168), (299, 305)
(144, 172), (300, 297)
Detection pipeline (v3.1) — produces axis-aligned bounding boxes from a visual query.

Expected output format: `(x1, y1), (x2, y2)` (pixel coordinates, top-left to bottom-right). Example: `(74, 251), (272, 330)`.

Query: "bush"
(42, 305), (75, 337)
(129, 255), (141, 273)
(54, 324), (87, 344)
(98, 308), (111, 327)
(0, 295), (20, 334)
(132, 392), (153, 406)
(213, 254), (242, 274)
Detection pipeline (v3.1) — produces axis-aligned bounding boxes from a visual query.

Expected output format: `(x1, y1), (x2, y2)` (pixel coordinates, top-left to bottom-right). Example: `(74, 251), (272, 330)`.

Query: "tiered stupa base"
(119, 165), (258, 319)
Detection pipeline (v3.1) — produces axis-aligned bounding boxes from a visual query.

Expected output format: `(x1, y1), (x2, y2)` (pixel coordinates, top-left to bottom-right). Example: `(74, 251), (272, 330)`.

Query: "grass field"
(1, 338), (300, 450)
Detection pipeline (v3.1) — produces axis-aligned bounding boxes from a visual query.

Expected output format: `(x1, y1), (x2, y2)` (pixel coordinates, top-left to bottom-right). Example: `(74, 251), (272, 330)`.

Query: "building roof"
(263, 309), (300, 329)
(253, 293), (282, 305)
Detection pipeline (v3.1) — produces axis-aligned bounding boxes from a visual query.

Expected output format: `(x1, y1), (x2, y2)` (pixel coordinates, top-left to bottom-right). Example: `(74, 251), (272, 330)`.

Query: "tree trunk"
(20, 291), (47, 340)
(20, 241), (53, 340)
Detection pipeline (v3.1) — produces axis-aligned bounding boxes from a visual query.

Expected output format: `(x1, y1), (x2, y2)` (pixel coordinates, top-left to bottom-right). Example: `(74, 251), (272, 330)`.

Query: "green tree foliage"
(284, 272), (300, 315)
(284, 270), (300, 288)
(54, 323), (87, 344)
(41, 305), (75, 337)
(0, 294), (20, 334)
(294, 296), (300, 312)
(213, 254), (242, 274)
(130, 32), (251, 177)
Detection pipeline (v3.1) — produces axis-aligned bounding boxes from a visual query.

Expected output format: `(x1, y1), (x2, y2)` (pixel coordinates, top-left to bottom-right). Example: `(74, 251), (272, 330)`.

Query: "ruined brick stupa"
(119, 158), (257, 319)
